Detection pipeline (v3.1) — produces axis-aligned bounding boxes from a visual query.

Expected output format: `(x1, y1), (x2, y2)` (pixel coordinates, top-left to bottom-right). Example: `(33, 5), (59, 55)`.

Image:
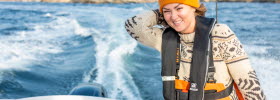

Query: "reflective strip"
(162, 76), (175, 81)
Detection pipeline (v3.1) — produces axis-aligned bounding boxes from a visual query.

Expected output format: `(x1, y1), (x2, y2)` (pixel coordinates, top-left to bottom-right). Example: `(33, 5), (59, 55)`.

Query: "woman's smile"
(173, 20), (183, 26)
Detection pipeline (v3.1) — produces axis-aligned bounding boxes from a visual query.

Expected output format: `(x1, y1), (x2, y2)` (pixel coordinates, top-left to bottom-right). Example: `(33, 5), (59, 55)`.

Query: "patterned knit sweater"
(125, 10), (265, 100)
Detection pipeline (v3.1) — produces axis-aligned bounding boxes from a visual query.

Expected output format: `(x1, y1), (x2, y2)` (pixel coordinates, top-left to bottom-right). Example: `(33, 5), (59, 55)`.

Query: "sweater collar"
(178, 32), (195, 43)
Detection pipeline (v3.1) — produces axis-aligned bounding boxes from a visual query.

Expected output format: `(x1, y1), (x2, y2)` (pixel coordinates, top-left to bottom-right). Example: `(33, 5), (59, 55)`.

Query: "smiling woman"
(162, 3), (196, 34)
(124, 0), (266, 100)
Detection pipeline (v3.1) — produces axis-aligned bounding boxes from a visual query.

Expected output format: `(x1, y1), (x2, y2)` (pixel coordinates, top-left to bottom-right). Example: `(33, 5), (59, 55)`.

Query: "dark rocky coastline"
(0, 0), (278, 4)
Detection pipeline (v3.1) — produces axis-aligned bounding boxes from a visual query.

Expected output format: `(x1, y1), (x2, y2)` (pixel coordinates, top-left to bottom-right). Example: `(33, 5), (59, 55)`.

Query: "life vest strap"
(175, 79), (190, 92)
(175, 79), (233, 100)
(204, 82), (233, 100)
(207, 34), (216, 83)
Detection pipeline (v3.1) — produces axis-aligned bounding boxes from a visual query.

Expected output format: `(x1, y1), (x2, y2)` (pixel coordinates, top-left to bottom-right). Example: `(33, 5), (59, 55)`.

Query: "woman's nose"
(171, 11), (179, 20)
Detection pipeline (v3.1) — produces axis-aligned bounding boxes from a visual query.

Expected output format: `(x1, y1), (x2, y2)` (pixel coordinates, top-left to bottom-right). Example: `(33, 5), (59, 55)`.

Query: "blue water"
(0, 1), (279, 100)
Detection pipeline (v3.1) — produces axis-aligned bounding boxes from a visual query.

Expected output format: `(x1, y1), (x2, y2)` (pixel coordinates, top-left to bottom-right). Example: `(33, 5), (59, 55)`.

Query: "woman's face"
(162, 3), (196, 34)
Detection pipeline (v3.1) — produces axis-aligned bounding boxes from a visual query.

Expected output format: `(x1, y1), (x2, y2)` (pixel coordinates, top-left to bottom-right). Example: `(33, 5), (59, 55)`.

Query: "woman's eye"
(163, 11), (170, 13)
(177, 8), (183, 11)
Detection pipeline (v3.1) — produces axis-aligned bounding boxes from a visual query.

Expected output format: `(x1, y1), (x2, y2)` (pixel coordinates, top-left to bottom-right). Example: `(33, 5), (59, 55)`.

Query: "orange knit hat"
(158, 0), (200, 13)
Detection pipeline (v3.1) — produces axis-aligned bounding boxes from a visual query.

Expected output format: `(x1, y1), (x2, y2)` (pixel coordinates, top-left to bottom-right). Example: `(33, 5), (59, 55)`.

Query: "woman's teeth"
(174, 20), (182, 25)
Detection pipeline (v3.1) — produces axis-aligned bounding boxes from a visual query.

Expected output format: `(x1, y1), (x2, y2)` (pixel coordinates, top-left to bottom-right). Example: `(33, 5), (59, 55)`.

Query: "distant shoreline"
(206, 0), (279, 3)
(0, 0), (157, 3)
(0, 0), (279, 3)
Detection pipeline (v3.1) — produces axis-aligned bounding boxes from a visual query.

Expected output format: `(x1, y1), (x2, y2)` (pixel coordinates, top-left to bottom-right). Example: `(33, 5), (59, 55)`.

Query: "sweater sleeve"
(124, 10), (164, 52)
(213, 24), (266, 100)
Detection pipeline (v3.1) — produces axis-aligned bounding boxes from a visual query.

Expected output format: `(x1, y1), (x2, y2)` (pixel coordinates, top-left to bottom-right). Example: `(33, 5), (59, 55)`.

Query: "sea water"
(0, 2), (279, 100)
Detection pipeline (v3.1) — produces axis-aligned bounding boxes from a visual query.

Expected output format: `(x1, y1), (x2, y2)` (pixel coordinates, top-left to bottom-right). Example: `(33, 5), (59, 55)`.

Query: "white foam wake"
(82, 7), (142, 100)
(0, 13), (91, 71)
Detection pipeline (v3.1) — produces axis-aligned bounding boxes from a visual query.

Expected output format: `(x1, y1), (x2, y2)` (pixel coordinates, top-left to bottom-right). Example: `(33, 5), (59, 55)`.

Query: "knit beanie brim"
(158, 0), (200, 13)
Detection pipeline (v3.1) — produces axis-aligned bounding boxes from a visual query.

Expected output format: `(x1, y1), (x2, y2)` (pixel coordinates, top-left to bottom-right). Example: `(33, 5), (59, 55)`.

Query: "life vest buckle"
(207, 69), (216, 83)
(207, 78), (216, 83)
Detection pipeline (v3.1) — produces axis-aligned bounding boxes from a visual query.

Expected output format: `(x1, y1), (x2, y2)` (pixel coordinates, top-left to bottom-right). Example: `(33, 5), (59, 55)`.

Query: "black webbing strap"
(176, 34), (181, 100)
(204, 81), (234, 100)
(176, 37), (181, 79)
(207, 35), (216, 83)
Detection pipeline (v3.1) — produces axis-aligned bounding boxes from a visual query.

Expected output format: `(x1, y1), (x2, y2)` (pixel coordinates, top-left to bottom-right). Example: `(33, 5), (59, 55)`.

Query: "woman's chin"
(174, 28), (184, 33)
(170, 25), (185, 33)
